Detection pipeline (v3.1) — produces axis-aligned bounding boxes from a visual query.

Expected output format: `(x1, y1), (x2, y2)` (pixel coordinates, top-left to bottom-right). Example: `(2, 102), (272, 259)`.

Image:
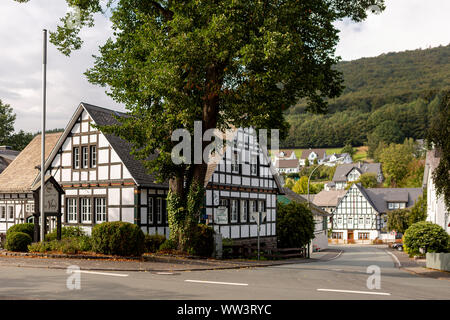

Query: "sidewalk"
(0, 249), (342, 272)
(386, 247), (450, 281)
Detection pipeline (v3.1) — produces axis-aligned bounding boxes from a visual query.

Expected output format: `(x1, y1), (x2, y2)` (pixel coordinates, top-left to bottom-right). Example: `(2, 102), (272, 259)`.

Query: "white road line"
(317, 288), (391, 296)
(385, 250), (402, 267)
(76, 270), (129, 277)
(185, 280), (248, 286)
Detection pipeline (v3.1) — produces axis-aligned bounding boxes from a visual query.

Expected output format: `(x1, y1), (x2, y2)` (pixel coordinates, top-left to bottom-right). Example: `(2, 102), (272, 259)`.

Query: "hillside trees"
(16, 0), (386, 252)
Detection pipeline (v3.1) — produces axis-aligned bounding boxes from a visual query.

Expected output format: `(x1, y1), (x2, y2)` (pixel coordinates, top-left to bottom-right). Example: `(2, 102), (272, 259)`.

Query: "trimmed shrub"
(28, 236), (92, 254)
(144, 234), (167, 253)
(6, 223), (34, 239)
(158, 239), (177, 252)
(45, 226), (85, 241)
(6, 232), (32, 252)
(188, 224), (215, 257)
(91, 221), (145, 256)
(404, 221), (449, 255)
(276, 202), (315, 248)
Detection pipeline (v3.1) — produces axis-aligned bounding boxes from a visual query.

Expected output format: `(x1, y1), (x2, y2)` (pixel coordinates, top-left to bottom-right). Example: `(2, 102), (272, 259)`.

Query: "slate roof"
(0, 133), (62, 193)
(332, 162), (382, 182)
(363, 187), (423, 213)
(82, 103), (168, 188)
(422, 149), (441, 188)
(272, 150), (295, 159)
(300, 149), (326, 160)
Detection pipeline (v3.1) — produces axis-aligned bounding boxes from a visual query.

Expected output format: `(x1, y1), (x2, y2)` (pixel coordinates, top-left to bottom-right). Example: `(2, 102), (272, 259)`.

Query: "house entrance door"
(347, 230), (354, 240)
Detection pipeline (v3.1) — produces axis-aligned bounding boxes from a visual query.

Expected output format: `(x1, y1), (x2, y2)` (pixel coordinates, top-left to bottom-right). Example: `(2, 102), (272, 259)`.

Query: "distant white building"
(299, 149), (327, 166)
(423, 149), (449, 234)
(323, 153), (352, 167)
(272, 150), (297, 162)
(273, 159), (300, 174)
(332, 162), (384, 190)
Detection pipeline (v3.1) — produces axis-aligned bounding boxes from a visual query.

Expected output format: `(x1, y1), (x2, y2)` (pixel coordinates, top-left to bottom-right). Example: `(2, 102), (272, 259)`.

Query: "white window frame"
(250, 155), (258, 176)
(73, 147), (80, 169)
(258, 200), (266, 213)
(231, 151), (240, 174)
(82, 146), (89, 169)
(240, 200), (248, 223)
(95, 198), (106, 223)
(230, 199), (238, 223)
(81, 198), (92, 223)
(7, 206), (14, 221)
(156, 197), (162, 224)
(90, 145), (97, 168)
(67, 198), (78, 223)
(148, 197), (154, 224)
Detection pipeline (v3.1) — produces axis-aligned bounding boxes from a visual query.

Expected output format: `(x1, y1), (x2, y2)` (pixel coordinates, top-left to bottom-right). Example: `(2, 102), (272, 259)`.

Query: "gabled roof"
(332, 162), (381, 182)
(312, 189), (347, 207)
(280, 187), (331, 216)
(272, 150), (295, 159)
(364, 187), (423, 213)
(40, 102), (167, 188)
(274, 159), (299, 169)
(301, 149), (326, 159)
(423, 149), (441, 188)
(0, 133), (62, 193)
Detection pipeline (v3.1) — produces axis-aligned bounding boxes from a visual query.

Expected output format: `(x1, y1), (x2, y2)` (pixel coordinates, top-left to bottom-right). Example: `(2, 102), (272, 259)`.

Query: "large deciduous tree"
(15, 0), (385, 251)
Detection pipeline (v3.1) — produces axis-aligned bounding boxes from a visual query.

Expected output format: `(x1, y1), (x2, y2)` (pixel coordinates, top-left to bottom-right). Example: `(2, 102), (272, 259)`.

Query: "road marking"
(185, 280), (248, 286)
(76, 270), (129, 277)
(385, 250), (402, 267)
(155, 272), (176, 275)
(317, 288), (391, 296)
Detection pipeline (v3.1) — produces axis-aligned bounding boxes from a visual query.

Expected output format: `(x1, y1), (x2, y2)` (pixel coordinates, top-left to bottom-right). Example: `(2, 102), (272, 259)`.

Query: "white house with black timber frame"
(34, 103), (282, 247)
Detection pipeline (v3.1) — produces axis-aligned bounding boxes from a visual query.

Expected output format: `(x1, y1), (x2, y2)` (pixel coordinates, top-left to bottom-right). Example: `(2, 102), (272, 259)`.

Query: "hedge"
(6, 232), (32, 252)
(144, 234), (167, 253)
(187, 224), (215, 257)
(6, 223), (34, 239)
(403, 221), (449, 255)
(91, 221), (145, 256)
(45, 226), (86, 241)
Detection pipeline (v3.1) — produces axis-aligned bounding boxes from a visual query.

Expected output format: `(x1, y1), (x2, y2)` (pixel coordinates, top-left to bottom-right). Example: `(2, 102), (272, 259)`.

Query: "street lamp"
(307, 163), (324, 208)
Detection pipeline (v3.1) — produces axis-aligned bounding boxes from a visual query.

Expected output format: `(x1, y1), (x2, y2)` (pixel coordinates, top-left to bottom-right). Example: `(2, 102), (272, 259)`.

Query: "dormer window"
(388, 202), (406, 210)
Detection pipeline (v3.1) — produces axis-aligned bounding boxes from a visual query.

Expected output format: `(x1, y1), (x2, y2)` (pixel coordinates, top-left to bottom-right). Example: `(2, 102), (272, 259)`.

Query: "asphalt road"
(0, 245), (448, 300)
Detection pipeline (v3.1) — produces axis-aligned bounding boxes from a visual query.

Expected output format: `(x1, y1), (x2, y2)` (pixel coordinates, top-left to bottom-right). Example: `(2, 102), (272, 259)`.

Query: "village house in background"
(0, 103), (283, 249)
(0, 146), (20, 174)
(423, 149), (449, 234)
(329, 183), (422, 243)
(0, 134), (62, 234)
(323, 152), (353, 166)
(279, 187), (331, 252)
(311, 189), (346, 214)
(328, 162), (384, 190)
(272, 150), (297, 162)
(273, 159), (300, 174)
(299, 149), (327, 166)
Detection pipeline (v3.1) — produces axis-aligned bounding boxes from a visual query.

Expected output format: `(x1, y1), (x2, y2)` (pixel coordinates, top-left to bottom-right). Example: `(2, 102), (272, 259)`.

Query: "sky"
(0, 0), (449, 133)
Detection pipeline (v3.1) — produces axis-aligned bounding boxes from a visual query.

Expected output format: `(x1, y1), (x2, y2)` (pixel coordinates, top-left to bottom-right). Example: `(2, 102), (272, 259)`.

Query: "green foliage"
(341, 144), (355, 157)
(427, 90), (450, 211)
(187, 224), (215, 257)
(284, 177), (295, 189)
(276, 202), (315, 248)
(403, 221), (449, 255)
(387, 209), (410, 234)
(378, 142), (413, 185)
(158, 239), (177, 252)
(6, 223), (34, 239)
(0, 99), (16, 146)
(91, 221), (145, 256)
(408, 195), (427, 225)
(5, 232), (32, 252)
(346, 173), (378, 189)
(28, 237), (92, 254)
(292, 176), (309, 194)
(45, 226), (86, 241)
(144, 234), (167, 253)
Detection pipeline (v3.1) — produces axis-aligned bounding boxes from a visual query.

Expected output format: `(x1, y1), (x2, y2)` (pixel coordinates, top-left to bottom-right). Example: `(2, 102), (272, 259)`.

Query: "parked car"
(392, 243), (403, 251)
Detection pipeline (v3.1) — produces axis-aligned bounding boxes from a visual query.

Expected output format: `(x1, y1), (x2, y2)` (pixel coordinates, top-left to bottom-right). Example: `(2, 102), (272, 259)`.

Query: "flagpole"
(40, 29), (47, 242)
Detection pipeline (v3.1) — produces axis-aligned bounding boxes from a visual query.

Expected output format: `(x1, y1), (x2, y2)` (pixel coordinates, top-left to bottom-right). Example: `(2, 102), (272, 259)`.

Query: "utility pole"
(40, 29), (47, 242)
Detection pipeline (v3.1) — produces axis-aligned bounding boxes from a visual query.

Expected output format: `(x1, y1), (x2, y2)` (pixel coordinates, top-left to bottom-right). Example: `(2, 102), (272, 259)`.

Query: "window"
(250, 155), (258, 176)
(95, 198), (106, 222)
(230, 200), (238, 223)
(358, 232), (369, 240)
(231, 151), (240, 173)
(337, 217), (342, 225)
(82, 146), (89, 168)
(359, 217), (364, 225)
(156, 198), (162, 224)
(148, 198), (154, 224)
(8, 206), (14, 220)
(67, 198), (78, 223)
(81, 198), (92, 223)
(219, 199), (229, 208)
(73, 147), (80, 169)
(332, 232), (343, 239)
(259, 200), (266, 213)
(0, 206), (5, 220)
(366, 217), (371, 226)
(240, 200), (248, 223)
(348, 217), (353, 225)
(90, 145), (97, 168)
(250, 200), (257, 221)
(399, 202), (405, 209)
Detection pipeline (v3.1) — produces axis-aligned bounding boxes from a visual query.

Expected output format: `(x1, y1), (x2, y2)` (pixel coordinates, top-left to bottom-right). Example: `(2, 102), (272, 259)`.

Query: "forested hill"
(283, 44), (450, 148)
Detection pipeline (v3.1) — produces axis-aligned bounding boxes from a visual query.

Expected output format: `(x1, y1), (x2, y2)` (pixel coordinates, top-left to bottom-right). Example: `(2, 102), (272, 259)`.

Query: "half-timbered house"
(331, 183), (422, 243)
(32, 103), (282, 247)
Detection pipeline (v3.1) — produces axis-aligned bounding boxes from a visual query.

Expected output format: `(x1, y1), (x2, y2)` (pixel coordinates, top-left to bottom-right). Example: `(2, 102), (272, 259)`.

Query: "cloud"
(0, 0), (449, 132)
(334, 0), (450, 61)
